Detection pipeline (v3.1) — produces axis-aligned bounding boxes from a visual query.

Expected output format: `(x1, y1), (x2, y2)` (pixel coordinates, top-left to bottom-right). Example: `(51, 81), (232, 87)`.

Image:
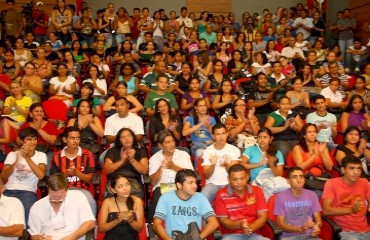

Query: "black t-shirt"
(248, 88), (275, 114)
(105, 147), (147, 180)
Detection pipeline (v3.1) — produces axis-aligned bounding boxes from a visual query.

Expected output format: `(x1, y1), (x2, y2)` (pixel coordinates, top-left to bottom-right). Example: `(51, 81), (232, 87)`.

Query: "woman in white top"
(251, 52), (272, 76)
(152, 11), (165, 51)
(48, 62), (76, 107)
(13, 38), (33, 68)
(82, 64), (107, 99)
(113, 7), (133, 46)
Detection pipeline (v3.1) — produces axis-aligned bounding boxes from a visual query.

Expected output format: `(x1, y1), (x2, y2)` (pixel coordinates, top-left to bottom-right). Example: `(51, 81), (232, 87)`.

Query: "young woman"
(222, 26), (234, 49)
(109, 63), (139, 95)
(215, 42), (231, 70)
(174, 62), (192, 95)
(224, 98), (260, 141)
(251, 52), (271, 76)
(292, 123), (333, 176)
(204, 59), (227, 95)
(340, 94), (370, 131)
(152, 11), (165, 51)
(162, 33), (177, 54)
(252, 32), (267, 53)
(265, 96), (303, 159)
(76, 7), (97, 47)
(264, 40), (280, 63)
(180, 77), (209, 115)
(113, 7), (133, 46)
(286, 77), (310, 118)
(149, 98), (184, 155)
(193, 50), (213, 87)
(51, 0), (72, 44)
(98, 174), (144, 240)
(98, 8), (114, 48)
(166, 10), (180, 36)
(227, 50), (249, 80)
(33, 48), (53, 82)
(63, 51), (81, 79)
(67, 99), (104, 161)
(3, 80), (32, 128)
(312, 40), (327, 65)
(0, 49), (20, 80)
(43, 42), (60, 65)
(182, 98), (216, 162)
(103, 81), (143, 114)
(17, 62), (43, 103)
(196, 11), (208, 34)
(242, 41), (254, 67)
(212, 79), (238, 116)
(233, 32), (247, 52)
(70, 40), (89, 63)
(24, 32), (40, 49)
(104, 128), (148, 199)
(295, 32), (310, 53)
(241, 127), (284, 183)
(335, 126), (370, 178)
(82, 64), (107, 99)
(47, 32), (64, 51)
(347, 76), (370, 110)
(48, 62), (77, 107)
(13, 38), (33, 68)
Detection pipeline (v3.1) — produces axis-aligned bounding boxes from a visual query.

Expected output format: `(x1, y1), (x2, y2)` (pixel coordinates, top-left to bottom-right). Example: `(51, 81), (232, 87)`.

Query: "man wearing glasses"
(28, 173), (95, 240)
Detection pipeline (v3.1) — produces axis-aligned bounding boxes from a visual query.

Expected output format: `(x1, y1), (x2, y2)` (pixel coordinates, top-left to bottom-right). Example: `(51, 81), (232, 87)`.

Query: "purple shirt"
(273, 189), (322, 237)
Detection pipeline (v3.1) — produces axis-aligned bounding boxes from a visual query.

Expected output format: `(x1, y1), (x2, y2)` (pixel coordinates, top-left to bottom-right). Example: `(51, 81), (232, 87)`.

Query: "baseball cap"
(36, 2), (44, 6)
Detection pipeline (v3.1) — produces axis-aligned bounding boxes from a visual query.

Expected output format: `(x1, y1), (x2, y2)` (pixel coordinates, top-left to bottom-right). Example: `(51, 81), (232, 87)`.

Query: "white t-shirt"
(306, 112), (337, 143)
(348, 46), (367, 62)
(149, 149), (194, 189)
(293, 17), (313, 40)
(28, 190), (95, 240)
(96, 63), (110, 73)
(4, 151), (47, 192)
(202, 144), (241, 185)
(281, 46), (305, 59)
(320, 86), (343, 103)
(82, 78), (107, 97)
(251, 62), (271, 75)
(49, 76), (76, 99)
(104, 112), (144, 137)
(0, 195), (25, 240)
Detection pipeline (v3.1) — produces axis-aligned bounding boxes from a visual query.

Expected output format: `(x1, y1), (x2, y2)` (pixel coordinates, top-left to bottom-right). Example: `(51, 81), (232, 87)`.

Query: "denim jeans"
(338, 39), (354, 67)
(281, 236), (321, 240)
(222, 233), (269, 240)
(115, 33), (127, 46)
(339, 231), (370, 240)
(153, 36), (164, 51)
(80, 35), (95, 47)
(329, 39), (339, 49)
(201, 183), (225, 203)
(274, 140), (299, 161)
(35, 34), (47, 45)
(3, 189), (37, 227)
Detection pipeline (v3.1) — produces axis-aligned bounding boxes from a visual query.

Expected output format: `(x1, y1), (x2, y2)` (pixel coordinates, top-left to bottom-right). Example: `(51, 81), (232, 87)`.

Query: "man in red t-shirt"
(32, 2), (49, 45)
(0, 73), (10, 110)
(323, 155), (370, 239)
(214, 164), (268, 239)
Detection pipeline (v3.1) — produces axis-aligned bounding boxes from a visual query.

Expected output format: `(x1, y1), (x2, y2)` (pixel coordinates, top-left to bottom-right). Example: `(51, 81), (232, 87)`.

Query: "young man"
(267, 61), (288, 100)
(148, 130), (194, 223)
(345, 38), (367, 73)
(144, 74), (178, 116)
(51, 126), (96, 215)
(199, 23), (217, 46)
(177, 7), (193, 39)
(306, 94), (337, 150)
(248, 72), (277, 126)
(322, 155), (370, 239)
(0, 178), (25, 239)
(337, 8), (357, 68)
(274, 167), (322, 239)
(214, 164), (268, 240)
(4, 0), (23, 39)
(28, 173), (95, 240)
(104, 96), (144, 144)
(1, 127), (46, 226)
(281, 36), (305, 71)
(153, 169), (219, 240)
(201, 123), (240, 202)
(139, 60), (175, 93)
(292, 10), (313, 40)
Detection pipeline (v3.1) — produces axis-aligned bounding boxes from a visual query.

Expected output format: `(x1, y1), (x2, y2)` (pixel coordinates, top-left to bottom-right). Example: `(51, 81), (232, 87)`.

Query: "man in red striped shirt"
(51, 126), (96, 215)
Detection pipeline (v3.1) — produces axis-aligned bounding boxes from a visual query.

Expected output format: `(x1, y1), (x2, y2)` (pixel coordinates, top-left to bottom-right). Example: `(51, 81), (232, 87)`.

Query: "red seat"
(196, 157), (206, 188)
(233, 77), (252, 91)
(42, 99), (69, 135)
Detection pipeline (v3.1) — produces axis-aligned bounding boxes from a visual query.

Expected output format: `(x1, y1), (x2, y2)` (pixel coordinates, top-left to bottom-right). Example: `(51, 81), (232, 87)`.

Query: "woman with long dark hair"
(104, 128), (148, 199)
(98, 174), (144, 240)
(292, 123), (333, 176)
(340, 94), (370, 131)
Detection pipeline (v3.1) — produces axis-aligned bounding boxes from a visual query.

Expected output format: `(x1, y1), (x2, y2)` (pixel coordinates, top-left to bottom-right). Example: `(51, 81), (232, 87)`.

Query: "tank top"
(100, 18), (111, 33)
(2, 62), (15, 76)
(117, 20), (130, 34)
(14, 50), (28, 67)
(55, 8), (70, 32)
(104, 197), (138, 240)
(80, 18), (94, 36)
(118, 76), (136, 94)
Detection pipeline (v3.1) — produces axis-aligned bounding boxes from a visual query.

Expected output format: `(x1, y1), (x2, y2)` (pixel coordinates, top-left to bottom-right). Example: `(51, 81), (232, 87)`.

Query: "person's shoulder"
(128, 111), (142, 120)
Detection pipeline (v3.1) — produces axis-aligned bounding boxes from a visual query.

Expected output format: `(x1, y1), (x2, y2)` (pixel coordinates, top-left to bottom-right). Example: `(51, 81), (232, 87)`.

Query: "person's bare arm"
(199, 216), (219, 240)
(0, 225), (24, 237)
(153, 218), (171, 240)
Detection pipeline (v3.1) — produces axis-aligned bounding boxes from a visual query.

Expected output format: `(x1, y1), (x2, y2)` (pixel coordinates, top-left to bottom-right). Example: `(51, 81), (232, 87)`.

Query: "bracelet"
(129, 159), (135, 164)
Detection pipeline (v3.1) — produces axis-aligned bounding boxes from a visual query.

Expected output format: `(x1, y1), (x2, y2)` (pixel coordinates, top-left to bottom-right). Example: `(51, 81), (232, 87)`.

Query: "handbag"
(304, 171), (332, 191)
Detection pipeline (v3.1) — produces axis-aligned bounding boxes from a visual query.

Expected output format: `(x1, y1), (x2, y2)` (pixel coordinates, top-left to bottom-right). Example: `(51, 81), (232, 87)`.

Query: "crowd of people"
(0, 0), (370, 239)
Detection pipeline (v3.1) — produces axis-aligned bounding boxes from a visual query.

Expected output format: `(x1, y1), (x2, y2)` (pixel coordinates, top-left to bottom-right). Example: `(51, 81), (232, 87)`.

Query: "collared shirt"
(214, 184), (267, 235)
(28, 190), (95, 240)
(0, 195), (25, 240)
